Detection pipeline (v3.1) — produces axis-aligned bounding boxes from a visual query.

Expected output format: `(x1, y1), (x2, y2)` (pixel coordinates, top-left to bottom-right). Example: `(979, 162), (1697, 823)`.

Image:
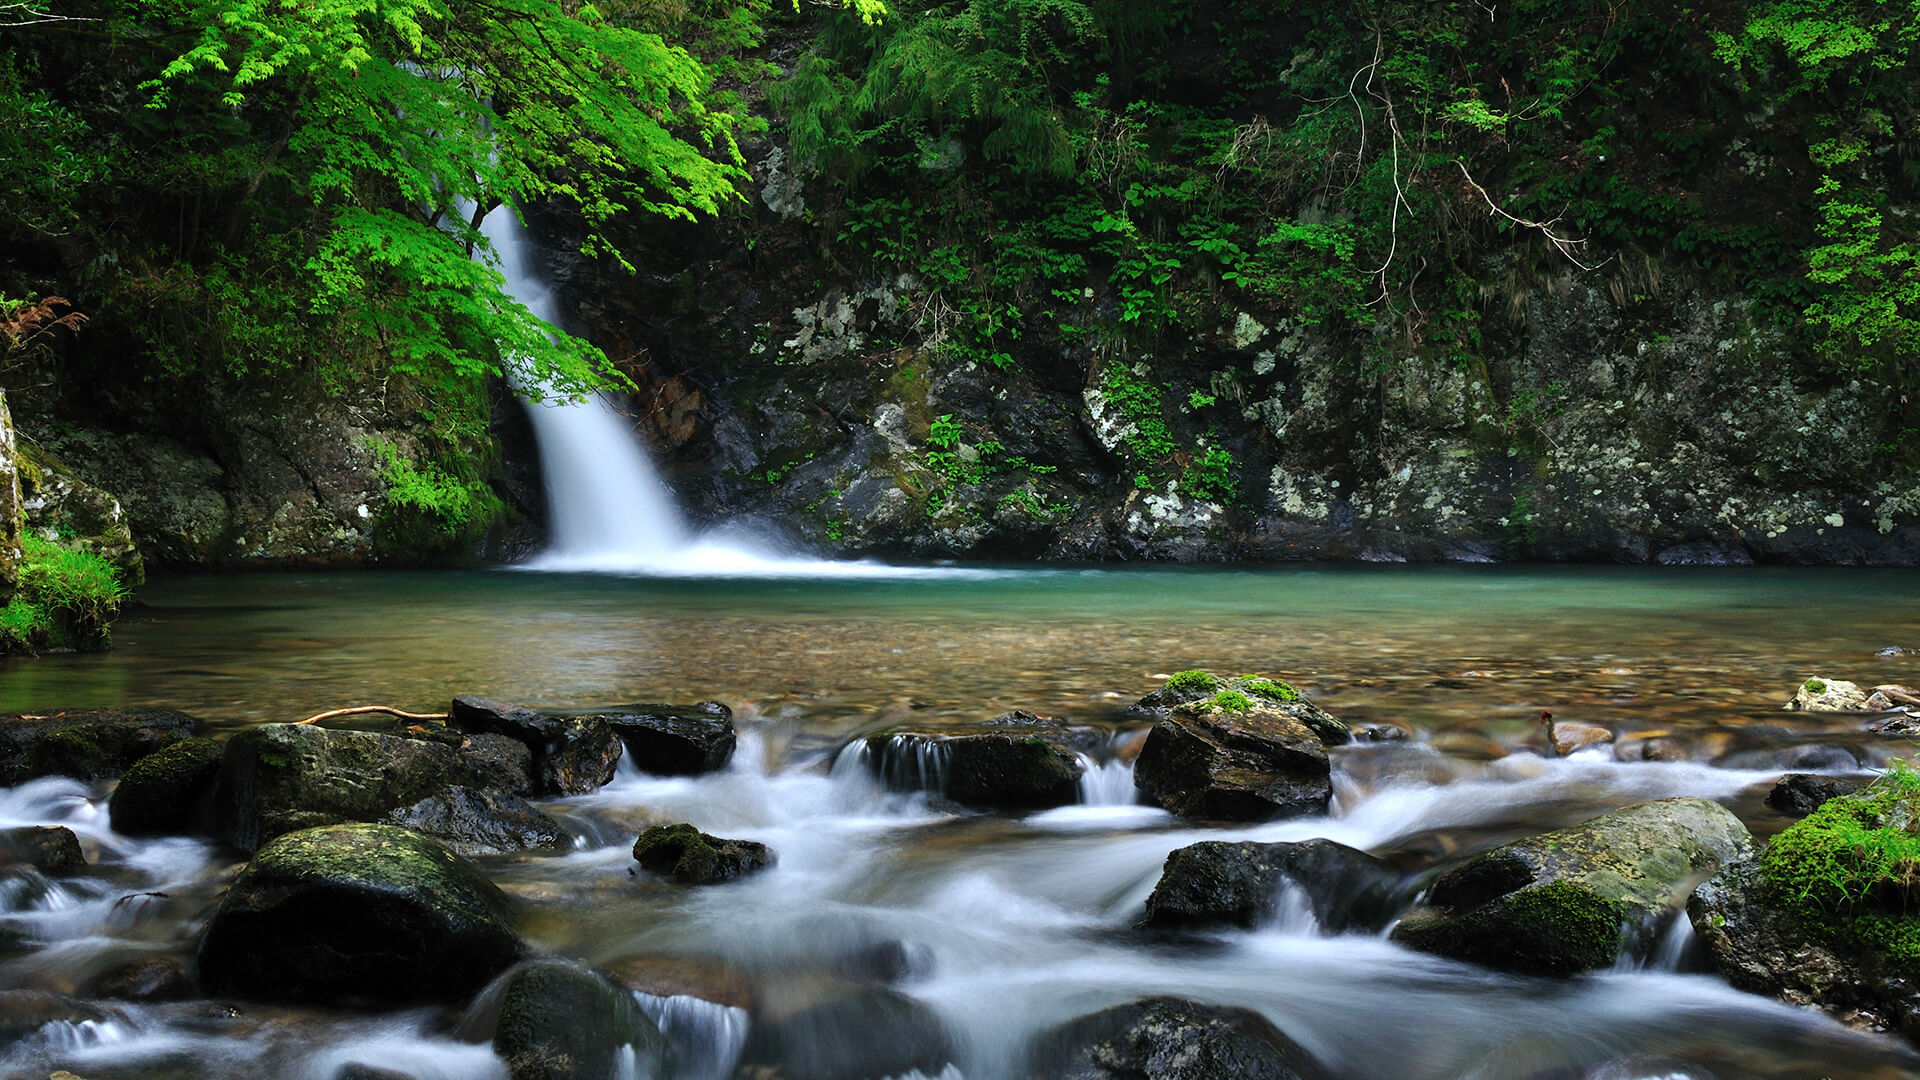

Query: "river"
(1, 565), (1917, 1079)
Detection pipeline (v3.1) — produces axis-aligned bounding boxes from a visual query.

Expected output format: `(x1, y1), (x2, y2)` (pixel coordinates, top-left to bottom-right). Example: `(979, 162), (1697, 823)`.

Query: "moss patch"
(1208, 689), (1254, 713)
(1762, 760), (1920, 966)
(1164, 669), (1220, 693)
(1239, 677), (1301, 703)
(1, 534), (128, 654)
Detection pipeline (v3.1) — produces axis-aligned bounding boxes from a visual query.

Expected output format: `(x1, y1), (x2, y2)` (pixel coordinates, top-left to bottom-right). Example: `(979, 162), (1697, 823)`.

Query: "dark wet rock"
(462, 958), (670, 1080)
(1129, 673), (1350, 747)
(458, 733), (536, 796)
(109, 736), (223, 836)
(0, 825), (84, 873)
(1689, 858), (1920, 1038)
(198, 823), (524, 1005)
(1767, 774), (1869, 817)
(1391, 797), (1753, 975)
(632, 823), (773, 884)
(1132, 695), (1332, 822)
(602, 702), (736, 776)
(863, 715), (1088, 809)
(834, 938), (934, 985)
(449, 696), (622, 796)
(86, 955), (192, 1002)
(1878, 646), (1917, 658)
(1871, 712), (1920, 737)
(338, 1066), (419, 1080)
(1362, 724), (1409, 742)
(1026, 996), (1328, 1080)
(0, 707), (198, 785)
(740, 983), (956, 1080)
(211, 723), (463, 852)
(0, 990), (111, 1046)
(386, 787), (568, 857)
(1140, 839), (1405, 934)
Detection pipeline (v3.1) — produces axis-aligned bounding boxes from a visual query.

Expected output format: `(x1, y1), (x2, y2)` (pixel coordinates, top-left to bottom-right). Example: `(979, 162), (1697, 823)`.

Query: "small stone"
(0, 825), (84, 873)
(1785, 677), (1869, 712)
(632, 823), (773, 885)
(1766, 774), (1868, 818)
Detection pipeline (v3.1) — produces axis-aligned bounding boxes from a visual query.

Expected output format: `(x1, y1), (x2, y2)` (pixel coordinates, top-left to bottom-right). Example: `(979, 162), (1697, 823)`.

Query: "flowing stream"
(2, 567), (1919, 1078)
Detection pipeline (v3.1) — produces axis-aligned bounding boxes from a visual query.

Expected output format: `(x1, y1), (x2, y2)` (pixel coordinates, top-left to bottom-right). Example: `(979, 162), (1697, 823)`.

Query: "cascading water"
(478, 210), (955, 578)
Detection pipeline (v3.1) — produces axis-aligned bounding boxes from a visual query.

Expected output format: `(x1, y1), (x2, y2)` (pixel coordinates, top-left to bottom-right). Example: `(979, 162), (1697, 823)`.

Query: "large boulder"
(1132, 691), (1332, 822)
(0, 707), (198, 785)
(463, 958), (671, 1080)
(632, 823), (774, 884)
(109, 736), (223, 836)
(386, 787), (568, 857)
(211, 723), (463, 851)
(1690, 775), (1920, 1037)
(862, 713), (1089, 809)
(198, 823), (524, 1005)
(1025, 997), (1328, 1080)
(1140, 839), (1405, 933)
(449, 696), (622, 796)
(601, 702), (737, 776)
(1391, 797), (1752, 975)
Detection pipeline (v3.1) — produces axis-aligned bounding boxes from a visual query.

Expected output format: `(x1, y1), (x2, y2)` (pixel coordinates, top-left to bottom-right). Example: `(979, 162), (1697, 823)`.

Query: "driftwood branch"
(295, 705), (450, 726)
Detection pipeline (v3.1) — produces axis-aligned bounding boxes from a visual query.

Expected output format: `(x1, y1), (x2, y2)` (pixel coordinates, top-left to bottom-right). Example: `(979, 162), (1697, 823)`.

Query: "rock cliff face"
(524, 136), (1919, 567)
(9, 164), (1917, 572)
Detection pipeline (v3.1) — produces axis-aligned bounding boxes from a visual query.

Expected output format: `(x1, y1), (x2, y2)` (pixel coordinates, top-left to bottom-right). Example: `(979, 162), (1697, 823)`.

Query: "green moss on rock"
(1239, 677), (1301, 703)
(1760, 761), (1920, 966)
(632, 822), (774, 884)
(1165, 670), (1220, 693)
(109, 736), (223, 836)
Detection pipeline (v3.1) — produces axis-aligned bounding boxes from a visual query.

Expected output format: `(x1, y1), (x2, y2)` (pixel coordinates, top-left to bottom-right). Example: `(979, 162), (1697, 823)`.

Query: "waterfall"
(478, 210), (689, 569)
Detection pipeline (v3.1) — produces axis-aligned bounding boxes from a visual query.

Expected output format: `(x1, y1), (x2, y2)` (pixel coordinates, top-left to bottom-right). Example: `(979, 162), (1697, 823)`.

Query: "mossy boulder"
(0, 707), (198, 785)
(1132, 692), (1333, 822)
(211, 723), (464, 851)
(600, 702), (736, 776)
(198, 823), (524, 1005)
(861, 712), (1091, 809)
(0, 825), (84, 873)
(1130, 672), (1350, 746)
(109, 736), (223, 836)
(1391, 797), (1752, 975)
(1691, 767), (1920, 1037)
(463, 958), (670, 1080)
(449, 695), (622, 796)
(632, 823), (773, 884)
(1025, 996), (1328, 1080)
(1140, 838), (1406, 933)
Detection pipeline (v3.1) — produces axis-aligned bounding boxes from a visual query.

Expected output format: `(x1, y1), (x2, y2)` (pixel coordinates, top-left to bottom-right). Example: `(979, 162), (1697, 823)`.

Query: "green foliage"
(1185, 444), (1236, 503)
(367, 437), (505, 548)
(1763, 760), (1920, 964)
(2, 535), (128, 653)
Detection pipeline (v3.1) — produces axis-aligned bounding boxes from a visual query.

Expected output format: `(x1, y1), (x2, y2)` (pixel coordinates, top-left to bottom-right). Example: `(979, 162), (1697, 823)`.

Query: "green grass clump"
(2, 534), (128, 653)
(1762, 760), (1920, 963)
(1164, 669), (1219, 693)
(1239, 677), (1301, 703)
(1804, 678), (1829, 695)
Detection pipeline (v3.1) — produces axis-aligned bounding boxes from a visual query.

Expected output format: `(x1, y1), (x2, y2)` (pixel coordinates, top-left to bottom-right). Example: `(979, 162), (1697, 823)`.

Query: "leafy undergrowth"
(1, 534), (128, 653)
(1763, 759), (1920, 964)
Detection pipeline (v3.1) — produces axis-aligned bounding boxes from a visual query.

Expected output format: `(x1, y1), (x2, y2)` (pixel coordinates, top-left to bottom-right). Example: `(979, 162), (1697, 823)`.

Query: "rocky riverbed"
(4, 662), (1920, 1080)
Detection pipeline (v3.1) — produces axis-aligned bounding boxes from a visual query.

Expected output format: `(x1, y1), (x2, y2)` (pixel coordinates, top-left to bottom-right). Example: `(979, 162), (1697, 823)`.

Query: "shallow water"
(2, 565), (1918, 1079)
